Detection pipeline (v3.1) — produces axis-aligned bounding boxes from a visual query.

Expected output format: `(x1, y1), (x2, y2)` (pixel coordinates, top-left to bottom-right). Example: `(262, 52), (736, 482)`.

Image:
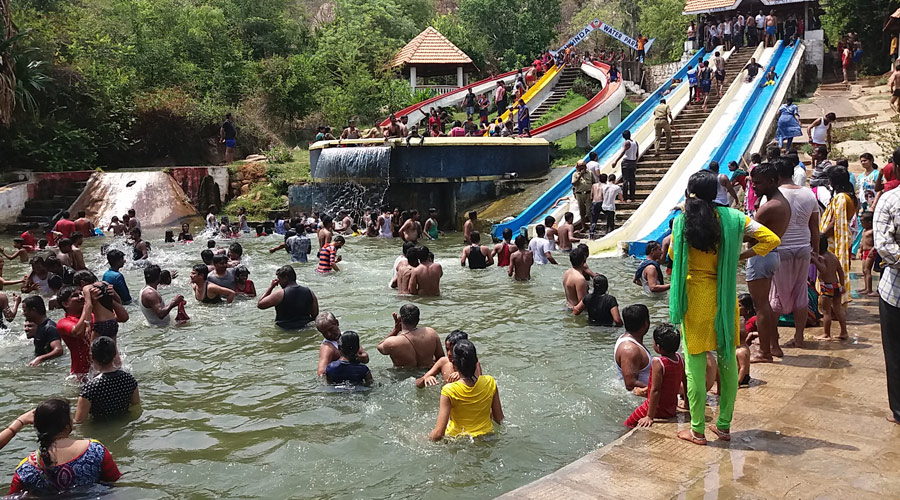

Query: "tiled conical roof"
(391, 27), (474, 67)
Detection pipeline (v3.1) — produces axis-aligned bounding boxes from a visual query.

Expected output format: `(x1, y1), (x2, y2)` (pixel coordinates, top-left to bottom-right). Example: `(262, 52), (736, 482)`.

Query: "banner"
(557, 19), (655, 55)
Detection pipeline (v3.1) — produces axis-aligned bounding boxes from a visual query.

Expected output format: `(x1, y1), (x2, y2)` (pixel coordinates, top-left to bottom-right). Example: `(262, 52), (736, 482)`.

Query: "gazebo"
(390, 27), (478, 94)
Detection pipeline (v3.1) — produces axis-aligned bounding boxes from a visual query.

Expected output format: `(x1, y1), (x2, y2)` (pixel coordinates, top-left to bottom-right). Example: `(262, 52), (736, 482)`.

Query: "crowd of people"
(688, 9), (812, 54)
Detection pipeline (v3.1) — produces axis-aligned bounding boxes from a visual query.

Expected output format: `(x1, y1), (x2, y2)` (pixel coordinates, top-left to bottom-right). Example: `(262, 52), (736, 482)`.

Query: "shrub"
(264, 145), (294, 164)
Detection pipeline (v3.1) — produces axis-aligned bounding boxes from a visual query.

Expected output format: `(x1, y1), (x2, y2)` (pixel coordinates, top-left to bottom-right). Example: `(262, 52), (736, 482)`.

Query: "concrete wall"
(0, 181), (35, 224)
(804, 30), (825, 82)
(169, 166), (228, 205)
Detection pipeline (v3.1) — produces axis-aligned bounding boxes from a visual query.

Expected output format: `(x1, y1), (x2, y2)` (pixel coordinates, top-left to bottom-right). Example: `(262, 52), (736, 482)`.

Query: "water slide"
(490, 48), (709, 240)
(492, 64), (563, 128)
(378, 68), (534, 128)
(69, 171), (198, 228)
(529, 61), (626, 143)
(613, 40), (805, 255)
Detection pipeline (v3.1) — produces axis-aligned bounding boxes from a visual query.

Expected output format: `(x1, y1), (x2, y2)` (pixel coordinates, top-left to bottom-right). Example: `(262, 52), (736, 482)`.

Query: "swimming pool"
(0, 225), (671, 498)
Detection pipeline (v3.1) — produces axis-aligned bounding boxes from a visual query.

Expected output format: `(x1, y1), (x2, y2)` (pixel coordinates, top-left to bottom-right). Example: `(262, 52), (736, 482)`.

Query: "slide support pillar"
(410, 66), (417, 92)
(576, 127), (591, 149)
(608, 103), (622, 129)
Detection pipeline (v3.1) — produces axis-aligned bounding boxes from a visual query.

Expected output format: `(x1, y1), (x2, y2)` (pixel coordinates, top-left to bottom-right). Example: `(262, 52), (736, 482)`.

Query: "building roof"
(683, 0), (742, 14)
(390, 27), (475, 69)
(886, 7), (900, 32)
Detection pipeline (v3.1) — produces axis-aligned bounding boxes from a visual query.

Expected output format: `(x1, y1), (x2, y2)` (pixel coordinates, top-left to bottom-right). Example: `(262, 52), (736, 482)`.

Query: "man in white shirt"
(602, 174), (624, 234)
(528, 224), (557, 265)
(586, 151), (601, 183)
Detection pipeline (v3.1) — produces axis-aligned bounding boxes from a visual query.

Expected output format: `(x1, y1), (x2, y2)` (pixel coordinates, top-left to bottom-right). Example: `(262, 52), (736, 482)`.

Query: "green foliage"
(264, 145), (294, 164)
(822, 0), (896, 74)
(223, 183), (287, 220)
(456, 0), (561, 70)
(571, 76), (603, 100)
(638, 0), (686, 63)
(258, 54), (320, 122)
(533, 89), (582, 128)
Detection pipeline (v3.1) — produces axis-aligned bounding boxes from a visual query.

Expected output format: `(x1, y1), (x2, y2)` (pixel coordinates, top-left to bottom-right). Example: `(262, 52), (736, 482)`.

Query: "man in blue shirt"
(102, 249), (132, 305)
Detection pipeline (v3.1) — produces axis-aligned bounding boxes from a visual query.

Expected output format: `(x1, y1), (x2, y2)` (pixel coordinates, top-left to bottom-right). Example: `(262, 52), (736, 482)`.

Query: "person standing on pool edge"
(669, 170), (779, 445)
(220, 113), (237, 164)
(257, 265), (319, 330)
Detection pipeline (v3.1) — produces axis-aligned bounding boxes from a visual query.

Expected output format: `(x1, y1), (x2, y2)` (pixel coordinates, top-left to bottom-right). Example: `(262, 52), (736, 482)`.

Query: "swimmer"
(257, 265), (318, 329)
(22, 296), (62, 367)
(0, 292), (20, 328)
(325, 331), (373, 386)
(394, 246), (419, 294)
(391, 241), (416, 288)
(227, 242), (243, 267)
(573, 274), (622, 327)
(318, 215), (334, 248)
(460, 231), (493, 269)
(408, 246), (442, 296)
(543, 216), (558, 250)
(508, 235), (534, 280)
(399, 210), (422, 243)
(562, 247), (590, 309)
(315, 312), (369, 376)
(208, 254), (235, 289)
(633, 241), (669, 296)
(429, 339), (503, 441)
(107, 216), (126, 237)
(76, 270), (129, 345)
(139, 264), (185, 327)
(178, 223), (193, 242)
(232, 265), (256, 297)
(614, 304), (651, 394)
(55, 285), (94, 379)
(416, 330), (483, 387)
(131, 228), (149, 261)
(21, 256), (51, 296)
(102, 250), (132, 305)
(1, 238), (34, 263)
(190, 264), (235, 304)
(557, 212), (579, 252)
(376, 304), (443, 368)
(492, 228), (517, 267)
(316, 235), (345, 273)
(201, 249), (215, 270)
(74, 337), (139, 423)
(463, 211), (477, 244)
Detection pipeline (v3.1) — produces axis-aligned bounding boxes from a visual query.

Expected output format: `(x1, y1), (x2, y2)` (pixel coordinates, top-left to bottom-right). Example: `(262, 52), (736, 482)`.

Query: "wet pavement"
(499, 269), (899, 499)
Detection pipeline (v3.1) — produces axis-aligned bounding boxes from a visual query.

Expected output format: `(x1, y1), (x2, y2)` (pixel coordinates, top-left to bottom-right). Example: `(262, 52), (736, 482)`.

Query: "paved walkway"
(500, 272), (899, 499)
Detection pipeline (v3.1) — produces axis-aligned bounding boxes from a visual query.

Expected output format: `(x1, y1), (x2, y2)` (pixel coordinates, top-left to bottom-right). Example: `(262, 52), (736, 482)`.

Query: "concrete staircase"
(6, 180), (88, 234)
(606, 48), (754, 232)
(529, 66), (582, 122)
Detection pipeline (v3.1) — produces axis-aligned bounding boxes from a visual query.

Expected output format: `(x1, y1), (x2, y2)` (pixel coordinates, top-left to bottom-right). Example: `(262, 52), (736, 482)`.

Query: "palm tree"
(0, 0), (15, 126)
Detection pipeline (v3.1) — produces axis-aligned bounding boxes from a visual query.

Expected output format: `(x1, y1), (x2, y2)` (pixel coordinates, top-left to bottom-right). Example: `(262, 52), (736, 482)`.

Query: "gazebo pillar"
(457, 66), (464, 88)
(410, 66), (417, 92)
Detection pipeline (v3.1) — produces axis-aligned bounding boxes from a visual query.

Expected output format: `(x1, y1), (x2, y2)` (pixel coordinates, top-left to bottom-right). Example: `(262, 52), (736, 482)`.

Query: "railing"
(414, 85), (458, 95)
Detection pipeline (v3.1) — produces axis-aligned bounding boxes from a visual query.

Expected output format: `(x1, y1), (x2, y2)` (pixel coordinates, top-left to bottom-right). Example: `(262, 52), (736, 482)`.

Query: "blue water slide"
(630, 41), (800, 254)
(490, 49), (708, 240)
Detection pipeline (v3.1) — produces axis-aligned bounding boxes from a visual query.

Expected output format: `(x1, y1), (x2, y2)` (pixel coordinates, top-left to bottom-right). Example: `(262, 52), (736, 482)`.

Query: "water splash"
(312, 146), (392, 217)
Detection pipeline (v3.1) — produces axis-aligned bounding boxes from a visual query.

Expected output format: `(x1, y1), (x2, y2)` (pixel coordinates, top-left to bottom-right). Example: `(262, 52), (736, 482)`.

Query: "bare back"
(558, 223), (575, 251)
(755, 190), (791, 238)
(563, 268), (589, 308)
(396, 263), (413, 294)
(510, 250), (534, 280)
(386, 327), (443, 368)
(411, 262), (442, 296)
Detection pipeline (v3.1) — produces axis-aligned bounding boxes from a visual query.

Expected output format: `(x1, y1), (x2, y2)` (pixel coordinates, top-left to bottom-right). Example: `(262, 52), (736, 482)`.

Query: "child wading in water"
(624, 324), (686, 428)
(415, 330), (483, 388)
(859, 212), (877, 297)
(814, 234), (848, 341)
(325, 331), (373, 386)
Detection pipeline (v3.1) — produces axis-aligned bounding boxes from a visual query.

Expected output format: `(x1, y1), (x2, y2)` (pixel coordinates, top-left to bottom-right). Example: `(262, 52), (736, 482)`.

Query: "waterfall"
(312, 146), (392, 220)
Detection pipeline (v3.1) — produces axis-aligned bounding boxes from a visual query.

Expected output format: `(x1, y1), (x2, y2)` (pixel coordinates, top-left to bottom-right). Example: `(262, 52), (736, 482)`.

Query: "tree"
(639, 0), (688, 63)
(0, 0), (15, 126)
(457, 0), (561, 70)
(822, 0), (895, 74)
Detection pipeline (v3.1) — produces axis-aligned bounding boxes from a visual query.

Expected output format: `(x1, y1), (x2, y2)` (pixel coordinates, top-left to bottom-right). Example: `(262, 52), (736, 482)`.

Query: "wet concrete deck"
(500, 272), (898, 499)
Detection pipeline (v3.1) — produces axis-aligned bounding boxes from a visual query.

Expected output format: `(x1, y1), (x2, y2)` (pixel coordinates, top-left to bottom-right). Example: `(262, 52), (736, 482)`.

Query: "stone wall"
(228, 163), (269, 196)
(643, 61), (682, 93)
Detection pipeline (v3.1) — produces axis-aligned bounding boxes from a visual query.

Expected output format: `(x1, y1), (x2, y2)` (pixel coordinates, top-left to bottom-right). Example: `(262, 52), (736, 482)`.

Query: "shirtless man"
(508, 234), (534, 281)
(765, 10), (776, 47)
(399, 210), (422, 243)
(376, 304), (444, 368)
(394, 246), (420, 294)
(56, 238), (84, 271)
(69, 233), (87, 270)
(557, 212), (579, 251)
(463, 211), (477, 244)
(73, 211), (94, 237)
(614, 304), (652, 394)
(139, 264), (184, 327)
(383, 113), (403, 139)
(318, 215), (334, 248)
(543, 216), (558, 250)
(409, 246), (442, 296)
(315, 312), (369, 376)
(415, 330), (482, 387)
(562, 247), (590, 309)
(745, 163), (790, 363)
(339, 211), (353, 235)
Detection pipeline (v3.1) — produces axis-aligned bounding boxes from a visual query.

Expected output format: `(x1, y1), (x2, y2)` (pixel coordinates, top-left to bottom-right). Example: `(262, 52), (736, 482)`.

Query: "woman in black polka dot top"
(74, 337), (139, 423)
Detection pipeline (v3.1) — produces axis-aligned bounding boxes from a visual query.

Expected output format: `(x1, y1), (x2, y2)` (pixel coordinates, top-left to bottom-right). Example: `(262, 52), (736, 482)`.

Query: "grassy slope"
(550, 97), (636, 167)
(223, 149), (311, 220)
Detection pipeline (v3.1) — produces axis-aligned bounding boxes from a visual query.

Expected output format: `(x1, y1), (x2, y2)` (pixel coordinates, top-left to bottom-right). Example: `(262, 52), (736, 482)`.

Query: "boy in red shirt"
(55, 285), (95, 381)
(624, 324), (686, 428)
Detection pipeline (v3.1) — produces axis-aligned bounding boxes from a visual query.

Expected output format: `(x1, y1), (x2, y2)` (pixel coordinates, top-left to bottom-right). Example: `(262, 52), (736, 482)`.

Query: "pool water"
(0, 225), (671, 499)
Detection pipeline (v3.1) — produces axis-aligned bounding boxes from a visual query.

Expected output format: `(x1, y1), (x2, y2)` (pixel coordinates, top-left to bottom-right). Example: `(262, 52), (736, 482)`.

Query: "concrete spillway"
(70, 171), (198, 228)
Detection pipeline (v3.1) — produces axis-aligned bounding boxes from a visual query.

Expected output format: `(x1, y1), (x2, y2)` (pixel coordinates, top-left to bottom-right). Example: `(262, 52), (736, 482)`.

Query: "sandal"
(677, 429), (707, 445)
(708, 425), (731, 441)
